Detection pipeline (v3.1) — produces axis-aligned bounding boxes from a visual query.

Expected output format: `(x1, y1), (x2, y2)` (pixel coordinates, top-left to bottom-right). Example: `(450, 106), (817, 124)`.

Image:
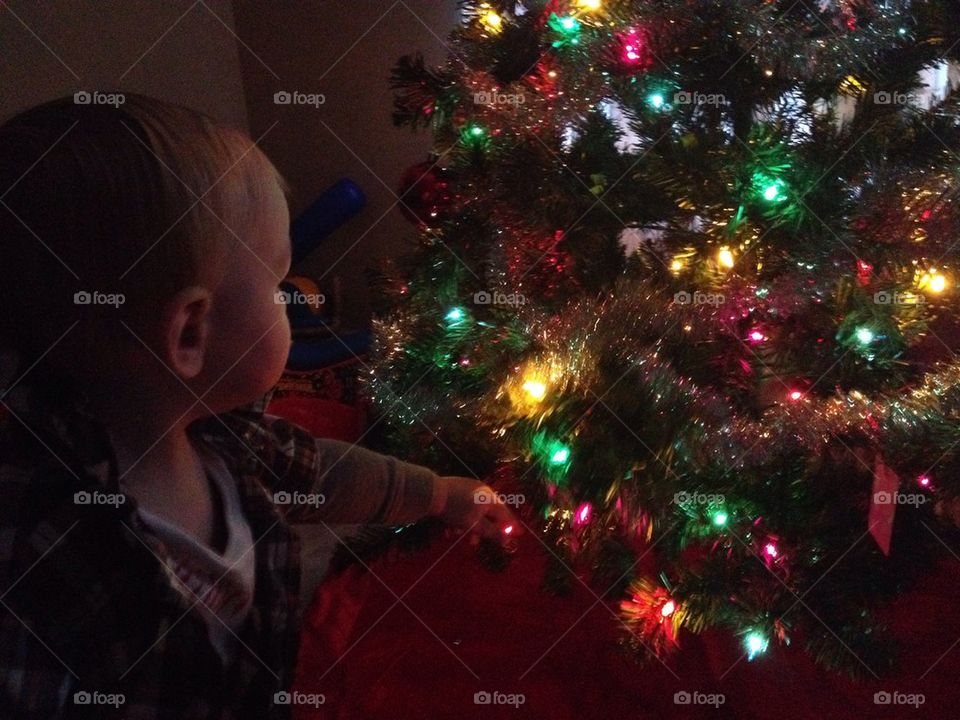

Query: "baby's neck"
(108, 417), (217, 549)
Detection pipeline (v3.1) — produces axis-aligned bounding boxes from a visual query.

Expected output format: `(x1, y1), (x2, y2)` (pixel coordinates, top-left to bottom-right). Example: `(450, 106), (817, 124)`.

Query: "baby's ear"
(162, 286), (213, 379)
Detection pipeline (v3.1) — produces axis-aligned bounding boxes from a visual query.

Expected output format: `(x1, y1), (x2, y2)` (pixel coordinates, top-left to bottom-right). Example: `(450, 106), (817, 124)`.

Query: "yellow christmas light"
(717, 246), (736, 270)
(576, 0), (603, 10)
(918, 268), (948, 294)
(522, 379), (547, 401)
(479, 8), (503, 33)
(839, 74), (867, 97)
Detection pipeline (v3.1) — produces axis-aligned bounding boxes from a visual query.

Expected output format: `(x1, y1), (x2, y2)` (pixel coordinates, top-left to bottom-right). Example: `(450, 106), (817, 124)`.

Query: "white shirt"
(136, 441), (256, 666)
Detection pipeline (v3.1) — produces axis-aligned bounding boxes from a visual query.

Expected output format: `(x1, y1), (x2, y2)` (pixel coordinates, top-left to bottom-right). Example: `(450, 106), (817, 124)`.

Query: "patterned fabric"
(0, 369), (439, 719)
(135, 440), (257, 668)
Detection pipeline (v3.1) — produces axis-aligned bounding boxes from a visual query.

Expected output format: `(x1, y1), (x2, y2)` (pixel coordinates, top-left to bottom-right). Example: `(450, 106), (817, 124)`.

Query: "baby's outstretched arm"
(202, 400), (519, 543)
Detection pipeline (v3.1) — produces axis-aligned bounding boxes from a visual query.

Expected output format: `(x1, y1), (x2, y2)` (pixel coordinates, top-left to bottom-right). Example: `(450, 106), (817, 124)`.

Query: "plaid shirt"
(0, 372), (439, 719)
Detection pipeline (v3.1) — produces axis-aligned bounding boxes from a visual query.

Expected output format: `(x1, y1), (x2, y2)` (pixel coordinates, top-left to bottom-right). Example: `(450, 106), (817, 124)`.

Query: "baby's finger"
(484, 503), (523, 535)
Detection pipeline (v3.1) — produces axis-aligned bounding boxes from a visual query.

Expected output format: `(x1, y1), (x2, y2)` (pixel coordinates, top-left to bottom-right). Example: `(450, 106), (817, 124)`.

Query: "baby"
(0, 94), (517, 718)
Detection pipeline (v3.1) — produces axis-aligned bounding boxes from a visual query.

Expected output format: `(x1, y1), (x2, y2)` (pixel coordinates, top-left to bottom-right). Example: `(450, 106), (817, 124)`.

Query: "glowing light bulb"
(763, 542), (778, 559)
(789, 390), (803, 401)
(929, 273), (947, 294)
(648, 93), (665, 109)
(445, 307), (465, 324)
(574, 502), (592, 526)
(718, 247), (735, 269)
(503, 524), (514, 535)
(745, 632), (769, 660)
(551, 447), (571, 464)
(748, 330), (766, 344)
(480, 10), (503, 32)
(670, 259), (684, 273)
(577, 0), (602, 10)
(763, 184), (780, 201)
(660, 600), (676, 618)
(559, 15), (578, 31)
(855, 327), (875, 345)
(712, 510), (729, 527)
(522, 379), (547, 401)
(918, 475), (932, 488)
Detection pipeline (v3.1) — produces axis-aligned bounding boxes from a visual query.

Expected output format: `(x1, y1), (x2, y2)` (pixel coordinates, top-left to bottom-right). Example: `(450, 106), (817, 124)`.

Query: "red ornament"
(397, 160), (453, 226)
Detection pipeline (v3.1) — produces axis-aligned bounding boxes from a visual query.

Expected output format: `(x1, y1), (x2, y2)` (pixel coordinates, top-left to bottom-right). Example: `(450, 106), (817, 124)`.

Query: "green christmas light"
(745, 631), (769, 660)
(445, 307), (466, 324)
(855, 327), (875, 345)
(712, 509), (729, 527)
(548, 13), (581, 46)
(754, 173), (786, 203)
(460, 123), (490, 149)
(648, 93), (665, 110)
(532, 432), (573, 480)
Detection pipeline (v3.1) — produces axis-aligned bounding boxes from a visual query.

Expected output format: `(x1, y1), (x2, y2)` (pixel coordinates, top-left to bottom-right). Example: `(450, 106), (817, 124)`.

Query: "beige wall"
(232, 1), (460, 326)
(1, 1), (459, 327)
(0, 0), (248, 129)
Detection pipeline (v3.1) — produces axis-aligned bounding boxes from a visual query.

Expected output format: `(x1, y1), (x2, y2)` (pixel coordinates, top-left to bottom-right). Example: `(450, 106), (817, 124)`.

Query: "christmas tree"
(366, 0), (960, 675)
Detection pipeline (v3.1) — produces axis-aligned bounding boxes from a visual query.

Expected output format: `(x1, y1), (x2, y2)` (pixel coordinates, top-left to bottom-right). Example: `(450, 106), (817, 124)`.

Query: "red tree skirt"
(292, 533), (960, 720)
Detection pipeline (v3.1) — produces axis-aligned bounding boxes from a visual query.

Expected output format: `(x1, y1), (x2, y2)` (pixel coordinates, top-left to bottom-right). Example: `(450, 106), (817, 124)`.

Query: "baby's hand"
(434, 477), (523, 547)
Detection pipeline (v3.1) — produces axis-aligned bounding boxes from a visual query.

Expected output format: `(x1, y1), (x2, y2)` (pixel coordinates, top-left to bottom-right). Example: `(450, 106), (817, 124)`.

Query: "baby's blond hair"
(0, 93), (287, 365)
